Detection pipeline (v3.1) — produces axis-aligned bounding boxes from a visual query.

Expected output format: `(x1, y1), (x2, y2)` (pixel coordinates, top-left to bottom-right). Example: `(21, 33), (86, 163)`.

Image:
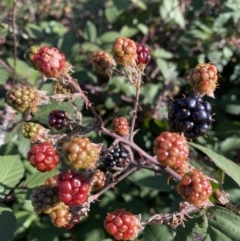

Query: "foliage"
(1, 0), (240, 241)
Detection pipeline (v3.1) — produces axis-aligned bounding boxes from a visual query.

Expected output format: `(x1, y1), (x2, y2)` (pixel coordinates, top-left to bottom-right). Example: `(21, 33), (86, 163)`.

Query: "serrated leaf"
(0, 205), (17, 241)
(189, 142), (240, 187)
(175, 206), (240, 241)
(84, 20), (97, 42)
(0, 155), (24, 199)
(21, 169), (59, 188)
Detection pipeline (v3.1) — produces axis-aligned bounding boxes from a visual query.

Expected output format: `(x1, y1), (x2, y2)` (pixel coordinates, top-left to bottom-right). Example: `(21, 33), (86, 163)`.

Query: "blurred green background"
(1, 0), (240, 240)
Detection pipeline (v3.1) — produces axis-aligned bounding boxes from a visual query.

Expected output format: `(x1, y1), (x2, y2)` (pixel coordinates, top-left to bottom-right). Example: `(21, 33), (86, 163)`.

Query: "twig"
(129, 78), (141, 142)
(88, 165), (138, 202)
(100, 126), (182, 181)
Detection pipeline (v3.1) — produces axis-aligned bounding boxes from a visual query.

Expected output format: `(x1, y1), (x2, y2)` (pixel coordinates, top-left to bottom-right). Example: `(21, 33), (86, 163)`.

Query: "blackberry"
(48, 110), (68, 130)
(136, 43), (151, 65)
(104, 146), (129, 169)
(168, 96), (212, 139)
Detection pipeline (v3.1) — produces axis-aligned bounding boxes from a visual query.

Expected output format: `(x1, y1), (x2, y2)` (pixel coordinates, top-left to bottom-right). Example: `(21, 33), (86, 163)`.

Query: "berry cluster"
(168, 96), (212, 139)
(6, 85), (39, 113)
(91, 170), (106, 191)
(57, 169), (90, 206)
(48, 110), (69, 130)
(112, 37), (137, 66)
(153, 131), (189, 176)
(52, 79), (75, 94)
(177, 169), (213, 206)
(104, 209), (139, 240)
(21, 122), (47, 142)
(92, 50), (116, 76)
(63, 136), (101, 169)
(104, 146), (129, 169)
(136, 43), (151, 65)
(27, 142), (59, 172)
(31, 170), (91, 229)
(112, 117), (130, 136)
(25, 46), (67, 78)
(31, 185), (59, 214)
(188, 63), (218, 98)
(48, 202), (73, 228)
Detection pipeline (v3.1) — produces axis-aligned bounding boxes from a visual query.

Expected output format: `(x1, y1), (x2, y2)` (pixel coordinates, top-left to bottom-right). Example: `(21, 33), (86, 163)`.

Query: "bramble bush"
(1, 1), (240, 241)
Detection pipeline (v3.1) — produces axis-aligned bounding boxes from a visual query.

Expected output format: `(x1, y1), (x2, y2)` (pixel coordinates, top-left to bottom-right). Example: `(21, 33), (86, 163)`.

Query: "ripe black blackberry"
(104, 146), (129, 169)
(168, 95), (212, 139)
(48, 110), (68, 130)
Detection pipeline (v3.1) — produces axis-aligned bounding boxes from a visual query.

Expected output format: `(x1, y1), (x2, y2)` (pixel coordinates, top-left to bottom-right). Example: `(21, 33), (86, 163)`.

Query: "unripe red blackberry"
(136, 43), (151, 71)
(21, 122), (48, 143)
(49, 202), (74, 228)
(188, 63), (218, 98)
(63, 136), (101, 170)
(168, 95), (213, 139)
(112, 117), (130, 136)
(91, 170), (106, 191)
(104, 209), (140, 240)
(27, 142), (59, 172)
(92, 51), (116, 77)
(177, 169), (213, 206)
(6, 85), (40, 113)
(25, 46), (71, 78)
(57, 170), (90, 206)
(104, 146), (129, 169)
(112, 37), (137, 66)
(31, 185), (59, 214)
(153, 131), (189, 168)
(52, 79), (75, 94)
(48, 110), (69, 130)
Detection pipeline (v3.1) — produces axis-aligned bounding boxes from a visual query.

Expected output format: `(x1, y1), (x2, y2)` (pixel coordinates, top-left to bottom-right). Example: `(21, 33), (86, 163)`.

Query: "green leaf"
(18, 133), (31, 158)
(0, 155), (24, 199)
(112, 0), (129, 10)
(129, 169), (172, 191)
(220, 137), (240, 152)
(143, 225), (173, 241)
(21, 169), (59, 188)
(130, 0), (147, 10)
(189, 142), (240, 187)
(0, 205), (17, 241)
(137, 23), (149, 35)
(0, 66), (10, 85)
(84, 20), (97, 42)
(120, 26), (139, 37)
(15, 211), (37, 239)
(99, 31), (119, 43)
(154, 49), (173, 59)
(105, 1), (122, 23)
(175, 206), (240, 241)
(7, 58), (39, 84)
(159, 0), (185, 28)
